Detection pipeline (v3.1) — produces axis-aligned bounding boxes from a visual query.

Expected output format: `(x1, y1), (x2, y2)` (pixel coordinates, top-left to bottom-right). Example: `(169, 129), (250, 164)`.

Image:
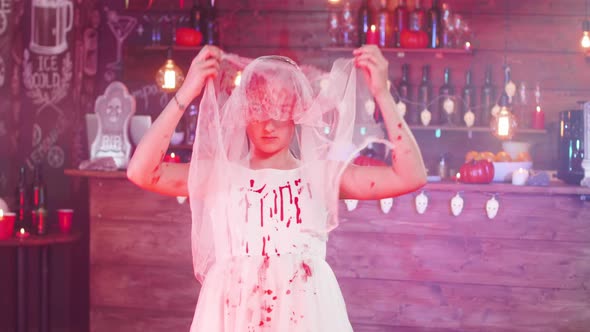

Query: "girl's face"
(246, 119), (295, 156)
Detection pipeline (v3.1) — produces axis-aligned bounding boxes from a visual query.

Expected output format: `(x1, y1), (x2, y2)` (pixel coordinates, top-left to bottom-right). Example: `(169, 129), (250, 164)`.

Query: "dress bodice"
(220, 165), (329, 259)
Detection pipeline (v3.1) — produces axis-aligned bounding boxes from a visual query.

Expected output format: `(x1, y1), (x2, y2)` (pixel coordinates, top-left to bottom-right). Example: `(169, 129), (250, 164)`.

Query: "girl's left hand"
(353, 45), (389, 99)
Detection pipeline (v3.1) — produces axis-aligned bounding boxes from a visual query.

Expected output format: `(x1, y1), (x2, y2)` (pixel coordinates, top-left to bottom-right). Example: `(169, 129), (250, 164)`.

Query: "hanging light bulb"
(156, 48), (184, 92)
(491, 93), (517, 140)
(581, 20), (590, 49)
(234, 71), (242, 87)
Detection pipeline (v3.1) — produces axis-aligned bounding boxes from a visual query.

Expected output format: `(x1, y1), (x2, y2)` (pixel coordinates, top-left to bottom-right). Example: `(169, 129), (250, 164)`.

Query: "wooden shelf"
(408, 125), (547, 134)
(323, 47), (473, 58)
(0, 231), (81, 247)
(142, 45), (203, 51)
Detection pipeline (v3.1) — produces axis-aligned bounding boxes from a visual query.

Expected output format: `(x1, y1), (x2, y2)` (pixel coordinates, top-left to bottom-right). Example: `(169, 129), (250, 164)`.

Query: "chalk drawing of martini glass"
(106, 13), (137, 70)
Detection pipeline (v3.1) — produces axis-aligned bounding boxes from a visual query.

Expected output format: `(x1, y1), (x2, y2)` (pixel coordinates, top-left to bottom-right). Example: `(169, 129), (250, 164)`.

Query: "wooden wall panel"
(89, 179), (191, 223)
(328, 231), (590, 289)
(91, 307), (194, 332)
(90, 263), (198, 310)
(89, 218), (192, 267)
(339, 277), (590, 331)
(336, 193), (590, 242)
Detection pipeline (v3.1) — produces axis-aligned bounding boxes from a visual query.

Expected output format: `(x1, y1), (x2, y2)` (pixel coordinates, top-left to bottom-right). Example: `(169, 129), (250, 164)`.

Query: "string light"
(583, 1), (590, 49)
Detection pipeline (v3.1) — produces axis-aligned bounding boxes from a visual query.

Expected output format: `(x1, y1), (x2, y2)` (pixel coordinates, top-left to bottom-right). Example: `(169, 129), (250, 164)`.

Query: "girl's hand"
(353, 45), (390, 99)
(177, 45), (222, 104)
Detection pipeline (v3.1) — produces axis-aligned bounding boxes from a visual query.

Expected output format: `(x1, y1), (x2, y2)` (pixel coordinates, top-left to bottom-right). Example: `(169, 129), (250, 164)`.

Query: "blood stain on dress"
(397, 122), (403, 129)
(301, 262), (312, 281)
(294, 197), (302, 224)
(397, 135), (402, 141)
(261, 236), (269, 257)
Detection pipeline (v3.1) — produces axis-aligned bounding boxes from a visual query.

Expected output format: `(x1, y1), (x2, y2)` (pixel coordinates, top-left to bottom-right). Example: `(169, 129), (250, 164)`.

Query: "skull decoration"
(106, 97), (123, 123)
(176, 196), (187, 204)
(396, 101), (407, 118)
(443, 98), (455, 114)
(450, 193), (464, 216)
(380, 198), (393, 214)
(415, 191), (428, 214)
(344, 199), (359, 211)
(486, 196), (499, 219)
(420, 109), (432, 126)
(365, 99), (376, 117)
(463, 110), (475, 128)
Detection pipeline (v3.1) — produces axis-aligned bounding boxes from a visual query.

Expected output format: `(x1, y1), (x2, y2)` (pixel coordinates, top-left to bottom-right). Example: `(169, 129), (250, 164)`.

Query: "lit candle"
(163, 152), (181, 163)
(532, 105), (545, 129)
(366, 25), (378, 45)
(464, 41), (471, 51)
(16, 227), (29, 239)
(512, 168), (529, 186)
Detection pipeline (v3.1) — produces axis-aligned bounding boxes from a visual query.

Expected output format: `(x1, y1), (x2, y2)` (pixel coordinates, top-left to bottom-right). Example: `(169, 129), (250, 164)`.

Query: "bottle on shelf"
(15, 166), (28, 231)
(515, 82), (530, 129)
(438, 67), (457, 126)
(341, 2), (357, 47)
(357, 0), (371, 46)
(480, 65), (496, 127)
(189, 0), (202, 34)
(409, 0), (427, 32)
(461, 70), (476, 127)
(31, 165), (47, 235)
(417, 65), (432, 126)
(427, 0), (441, 48)
(503, 64), (516, 105)
(201, 0), (219, 45)
(376, 0), (392, 48)
(397, 63), (413, 123)
(393, 0), (409, 47)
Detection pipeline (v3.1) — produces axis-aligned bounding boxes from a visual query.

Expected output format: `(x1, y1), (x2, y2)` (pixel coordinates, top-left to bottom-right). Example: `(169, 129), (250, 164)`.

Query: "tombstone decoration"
(91, 81), (135, 169)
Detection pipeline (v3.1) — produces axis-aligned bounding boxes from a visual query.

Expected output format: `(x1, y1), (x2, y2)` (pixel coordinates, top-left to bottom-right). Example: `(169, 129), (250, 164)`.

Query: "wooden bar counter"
(66, 169), (590, 332)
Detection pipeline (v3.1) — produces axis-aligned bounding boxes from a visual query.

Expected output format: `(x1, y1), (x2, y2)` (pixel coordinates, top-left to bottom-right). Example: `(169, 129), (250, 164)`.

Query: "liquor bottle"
(201, 0), (219, 45)
(341, 2), (357, 47)
(416, 65), (432, 126)
(427, 0), (441, 48)
(189, 0), (202, 33)
(393, 0), (409, 47)
(514, 82), (530, 129)
(15, 166), (28, 231)
(358, 0), (371, 45)
(480, 65), (496, 126)
(503, 65), (516, 105)
(31, 165), (47, 235)
(438, 67), (457, 125)
(461, 70), (476, 127)
(409, 0), (427, 32)
(397, 63), (413, 123)
(376, 0), (392, 48)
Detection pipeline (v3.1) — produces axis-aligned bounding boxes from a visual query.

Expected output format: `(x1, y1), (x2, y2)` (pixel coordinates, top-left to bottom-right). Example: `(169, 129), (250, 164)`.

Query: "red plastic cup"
(0, 212), (16, 240)
(57, 209), (74, 234)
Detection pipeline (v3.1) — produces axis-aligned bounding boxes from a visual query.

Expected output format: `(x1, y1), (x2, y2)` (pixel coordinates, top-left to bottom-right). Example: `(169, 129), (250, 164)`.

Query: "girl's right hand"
(176, 45), (222, 104)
